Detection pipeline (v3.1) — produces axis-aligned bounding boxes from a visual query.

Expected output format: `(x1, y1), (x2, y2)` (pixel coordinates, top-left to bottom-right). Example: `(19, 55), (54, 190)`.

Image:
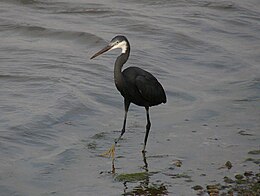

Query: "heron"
(90, 35), (166, 159)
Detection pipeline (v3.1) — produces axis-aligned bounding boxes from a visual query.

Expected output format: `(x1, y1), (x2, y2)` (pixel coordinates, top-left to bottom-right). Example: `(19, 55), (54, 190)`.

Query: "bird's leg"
(142, 107), (151, 153)
(101, 100), (130, 160)
(115, 100), (130, 145)
(115, 111), (127, 144)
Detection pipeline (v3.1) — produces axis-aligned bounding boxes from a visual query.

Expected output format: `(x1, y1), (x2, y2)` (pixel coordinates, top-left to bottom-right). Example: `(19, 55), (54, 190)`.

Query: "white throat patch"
(110, 40), (128, 54)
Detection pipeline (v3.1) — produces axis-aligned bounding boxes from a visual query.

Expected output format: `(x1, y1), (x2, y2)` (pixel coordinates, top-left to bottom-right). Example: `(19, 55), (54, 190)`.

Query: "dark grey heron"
(91, 35), (166, 158)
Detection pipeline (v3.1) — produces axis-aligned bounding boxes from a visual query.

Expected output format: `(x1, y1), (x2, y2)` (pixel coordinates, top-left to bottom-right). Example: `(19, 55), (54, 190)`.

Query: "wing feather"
(135, 74), (166, 106)
(122, 67), (166, 106)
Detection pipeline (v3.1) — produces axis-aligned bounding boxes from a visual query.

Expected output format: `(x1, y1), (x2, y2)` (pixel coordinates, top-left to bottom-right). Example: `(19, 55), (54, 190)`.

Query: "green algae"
(124, 183), (168, 195)
(87, 142), (97, 150)
(115, 172), (149, 182)
(248, 150), (260, 155)
(91, 132), (107, 139)
(245, 158), (260, 164)
(192, 185), (203, 190)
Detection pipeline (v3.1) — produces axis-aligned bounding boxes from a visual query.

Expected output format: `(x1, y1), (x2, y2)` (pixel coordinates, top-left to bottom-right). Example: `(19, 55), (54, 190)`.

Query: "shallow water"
(0, 0), (259, 195)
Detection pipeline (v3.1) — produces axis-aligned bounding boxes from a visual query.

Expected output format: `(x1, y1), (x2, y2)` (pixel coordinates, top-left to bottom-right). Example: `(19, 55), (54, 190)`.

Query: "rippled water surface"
(0, 0), (259, 195)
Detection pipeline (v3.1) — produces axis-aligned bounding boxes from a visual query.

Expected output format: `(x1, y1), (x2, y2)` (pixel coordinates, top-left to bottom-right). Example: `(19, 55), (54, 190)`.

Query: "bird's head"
(90, 35), (129, 59)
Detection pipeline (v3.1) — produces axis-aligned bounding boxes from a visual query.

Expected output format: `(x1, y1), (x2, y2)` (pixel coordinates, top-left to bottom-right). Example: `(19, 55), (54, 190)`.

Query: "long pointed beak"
(90, 45), (113, 59)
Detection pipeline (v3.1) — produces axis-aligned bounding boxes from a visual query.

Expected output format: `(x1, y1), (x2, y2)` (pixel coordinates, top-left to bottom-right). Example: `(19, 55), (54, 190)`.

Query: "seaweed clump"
(192, 171), (260, 195)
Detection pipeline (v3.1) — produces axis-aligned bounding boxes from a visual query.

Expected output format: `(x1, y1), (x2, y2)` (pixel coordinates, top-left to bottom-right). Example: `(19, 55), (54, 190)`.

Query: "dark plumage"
(122, 67), (166, 107)
(91, 35), (166, 155)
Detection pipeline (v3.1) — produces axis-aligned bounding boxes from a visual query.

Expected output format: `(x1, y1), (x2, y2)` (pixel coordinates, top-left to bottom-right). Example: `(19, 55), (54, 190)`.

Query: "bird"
(90, 35), (166, 159)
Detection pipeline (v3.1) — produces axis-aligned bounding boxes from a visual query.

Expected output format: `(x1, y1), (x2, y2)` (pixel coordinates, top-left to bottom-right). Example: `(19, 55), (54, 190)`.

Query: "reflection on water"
(142, 151), (148, 172)
(118, 152), (168, 195)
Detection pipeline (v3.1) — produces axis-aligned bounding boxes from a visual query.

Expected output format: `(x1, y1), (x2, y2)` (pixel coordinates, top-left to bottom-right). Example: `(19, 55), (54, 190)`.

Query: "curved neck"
(114, 47), (130, 87)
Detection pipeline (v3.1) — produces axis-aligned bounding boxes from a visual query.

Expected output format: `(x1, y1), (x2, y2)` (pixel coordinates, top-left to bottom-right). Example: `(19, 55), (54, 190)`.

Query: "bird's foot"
(100, 144), (115, 159)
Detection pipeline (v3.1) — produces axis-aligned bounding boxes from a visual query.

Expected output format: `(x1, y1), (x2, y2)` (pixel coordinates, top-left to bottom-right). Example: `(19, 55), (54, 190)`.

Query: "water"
(0, 0), (259, 195)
